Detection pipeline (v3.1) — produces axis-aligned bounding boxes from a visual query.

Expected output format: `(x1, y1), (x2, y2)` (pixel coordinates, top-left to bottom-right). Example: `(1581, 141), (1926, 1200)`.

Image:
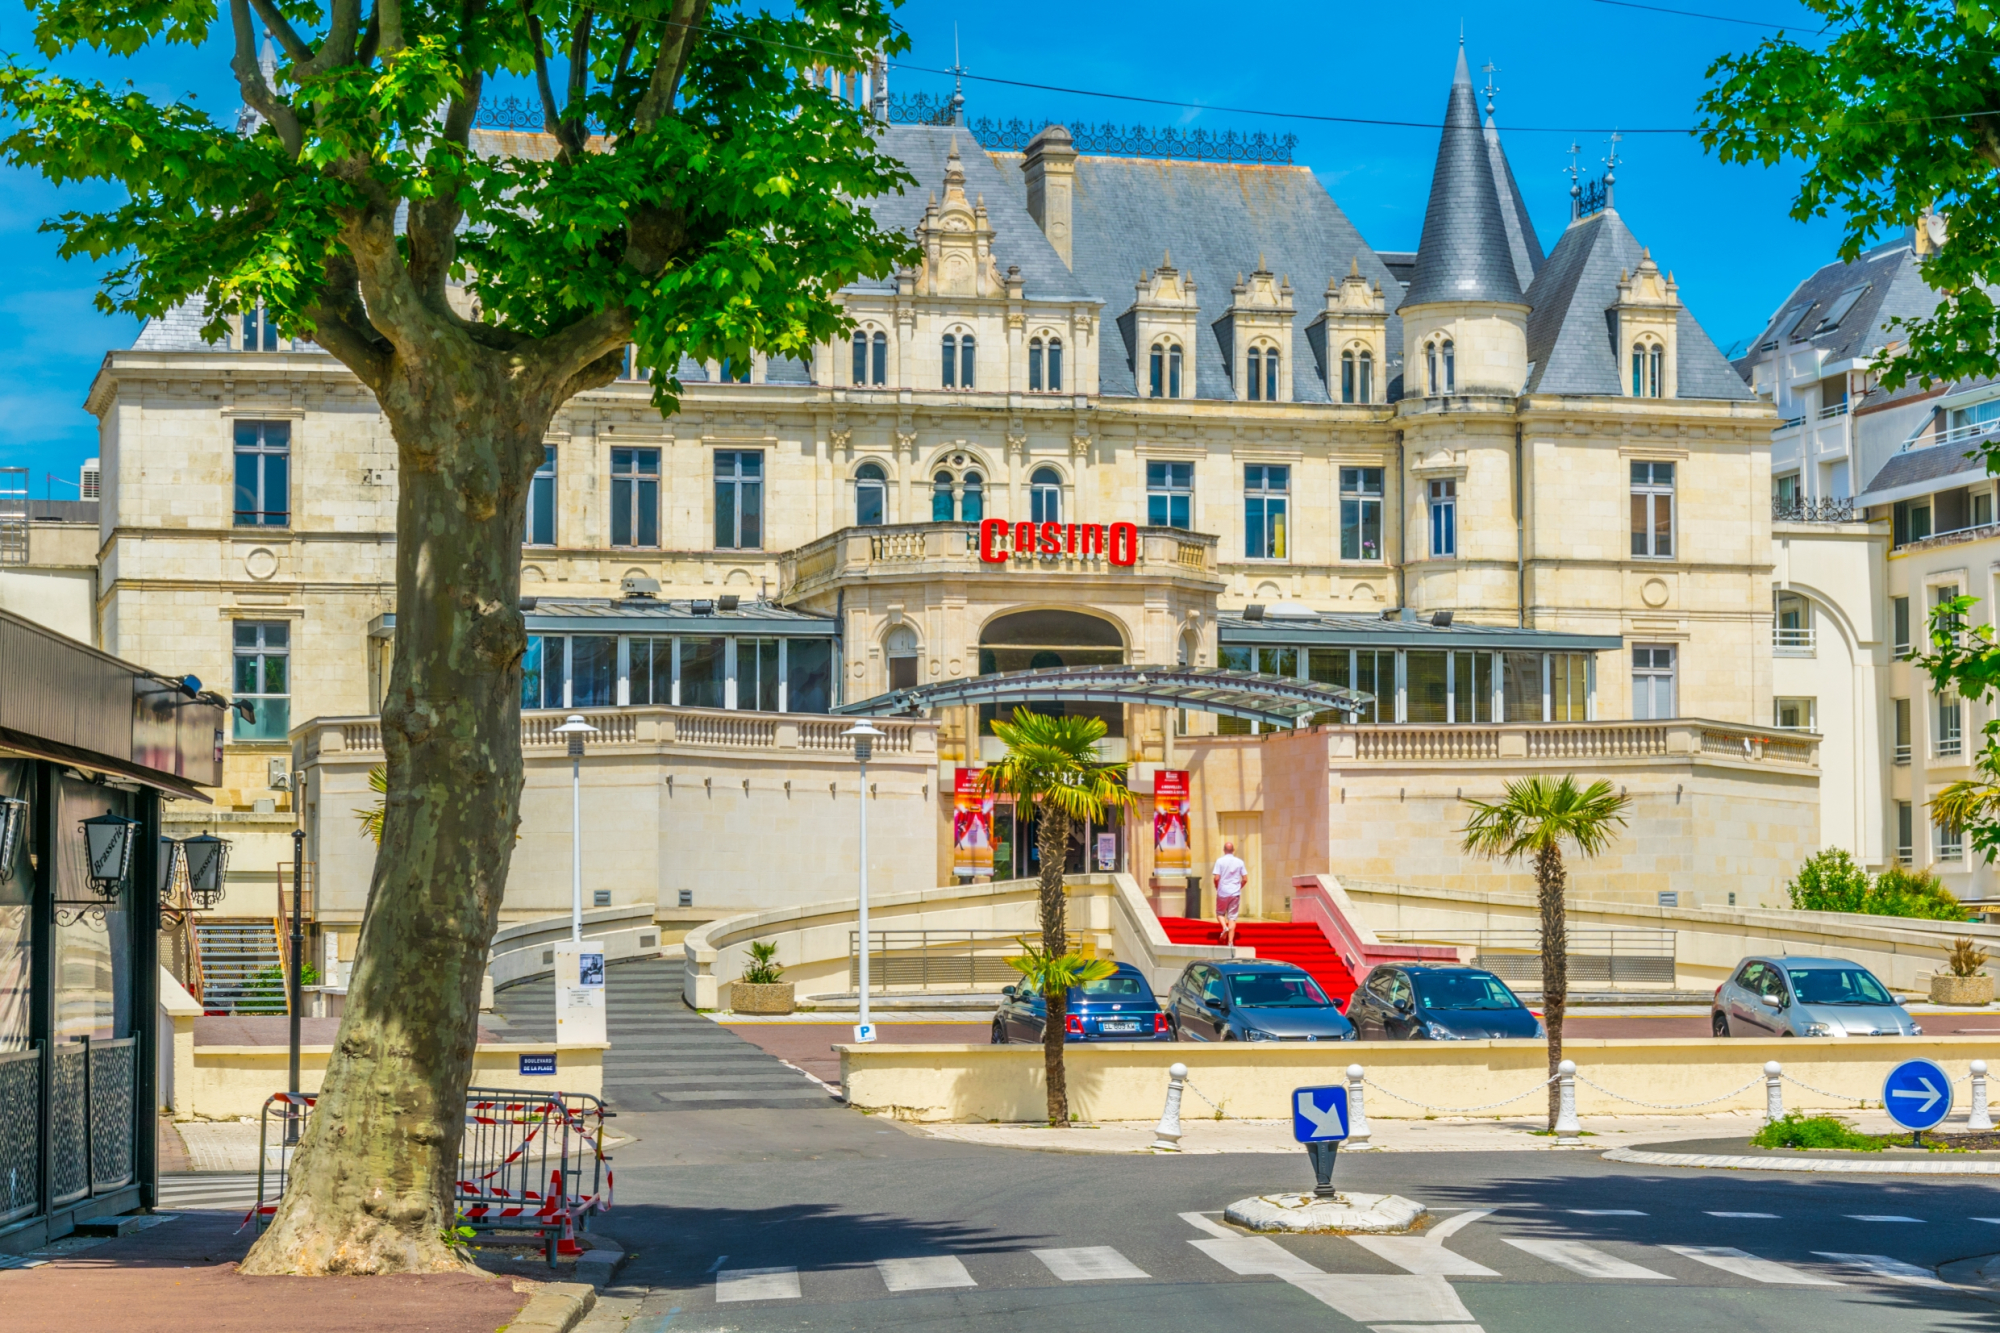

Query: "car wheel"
(991, 1020), (1006, 1045)
(1711, 1011), (1729, 1038)
(1779, 1030), (1792, 1038)
(1166, 1019), (1181, 1042)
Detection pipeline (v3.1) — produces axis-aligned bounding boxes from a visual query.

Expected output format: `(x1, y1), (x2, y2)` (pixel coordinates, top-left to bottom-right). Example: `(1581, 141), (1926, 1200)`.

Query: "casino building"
(79, 47), (1812, 969)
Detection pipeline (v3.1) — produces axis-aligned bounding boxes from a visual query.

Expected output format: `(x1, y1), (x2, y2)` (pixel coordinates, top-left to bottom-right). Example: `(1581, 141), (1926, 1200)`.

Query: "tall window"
(1893, 698), (1911, 762)
(1939, 817), (1965, 863)
(233, 419), (291, 526)
(1630, 461), (1675, 558)
(1147, 461), (1192, 529)
(932, 472), (955, 522)
(1149, 341), (1182, 399)
(961, 472), (984, 523)
(942, 332), (975, 389)
(1339, 466), (1384, 561)
(1632, 338), (1665, 397)
(1246, 344), (1278, 402)
(1892, 596), (1911, 655)
(1245, 464), (1289, 560)
(1426, 338), (1455, 394)
(232, 621), (290, 741)
(241, 305), (281, 351)
(1632, 644), (1676, 719)
(1030, 467), (1062, 524)
(527, 445), (556, 546)
(522, 635), (565, 709)
(1938, 691), (1964, 758)
(851, 330), (887, 386)
(1428, 478), (1456, 557)
(1341, 349), (1373, 404)
(718, 356), (750, 383)
(611, 447), (661, 548)
(855, 463), (887, 526)
(1442, 339), (1455, 393)
(1029, 336), (1064, 392)
(1896, 801), (1914, 864)
(713, 450), (762, 549)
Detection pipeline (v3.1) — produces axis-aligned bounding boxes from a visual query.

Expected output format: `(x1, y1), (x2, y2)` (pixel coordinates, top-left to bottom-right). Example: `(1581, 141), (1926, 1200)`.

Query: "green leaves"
(1459, 775), (1631, 865)
(1004, 940), (1116, 1000)
(979, 709), (1137, 828)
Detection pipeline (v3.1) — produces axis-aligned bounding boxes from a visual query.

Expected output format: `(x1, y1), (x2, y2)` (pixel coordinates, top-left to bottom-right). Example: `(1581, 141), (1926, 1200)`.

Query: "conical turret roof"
(1400, 48), (1526, 309)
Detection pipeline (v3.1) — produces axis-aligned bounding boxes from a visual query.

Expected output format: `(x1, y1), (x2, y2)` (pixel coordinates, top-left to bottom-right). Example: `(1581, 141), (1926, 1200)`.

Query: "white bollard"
(1971, 1060), (1994, 1131)
(1764, 1060), (1784, 1124)
(1555, 1059), (1582, 1145)
(1152, 1062), (1189, 1151)
(1344, 1063), (1375, 1151)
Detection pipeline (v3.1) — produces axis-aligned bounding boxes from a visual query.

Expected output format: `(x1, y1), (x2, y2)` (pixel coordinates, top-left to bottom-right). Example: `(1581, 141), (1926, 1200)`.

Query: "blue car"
(1165, 960), (1356, 1042)
(990, 961), (1170, 1043)
(1346, 964), (1544, 1040)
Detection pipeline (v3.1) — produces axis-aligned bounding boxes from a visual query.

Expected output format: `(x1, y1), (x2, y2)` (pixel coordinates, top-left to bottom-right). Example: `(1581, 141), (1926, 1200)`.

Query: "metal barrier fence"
(845, 930), (1088, 990)
(1376, 928), (1677, 987)
(253, 1086), (613, 1266)
(0, 1035), (137, 1232)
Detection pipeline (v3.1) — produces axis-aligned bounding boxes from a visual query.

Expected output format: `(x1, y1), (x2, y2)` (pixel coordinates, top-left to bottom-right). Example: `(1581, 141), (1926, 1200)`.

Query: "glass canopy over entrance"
(833, 663), (1375, 729)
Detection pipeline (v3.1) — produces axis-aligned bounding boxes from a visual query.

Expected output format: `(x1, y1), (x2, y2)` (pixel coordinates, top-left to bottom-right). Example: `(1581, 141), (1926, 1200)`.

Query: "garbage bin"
(1184, 875), (1203, 919)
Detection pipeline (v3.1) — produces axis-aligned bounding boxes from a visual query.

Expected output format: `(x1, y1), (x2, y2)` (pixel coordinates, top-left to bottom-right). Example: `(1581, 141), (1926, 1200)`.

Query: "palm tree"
(355, 765), (389, 845)
(1460, 775), (1630, 1128)
(1006, 941), (1116, 1125)
(980, 708), (1134, 1124)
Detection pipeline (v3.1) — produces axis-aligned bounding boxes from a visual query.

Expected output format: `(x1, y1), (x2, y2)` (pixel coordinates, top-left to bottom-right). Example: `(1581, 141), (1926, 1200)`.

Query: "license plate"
(1101, 1021), (1140, 1033)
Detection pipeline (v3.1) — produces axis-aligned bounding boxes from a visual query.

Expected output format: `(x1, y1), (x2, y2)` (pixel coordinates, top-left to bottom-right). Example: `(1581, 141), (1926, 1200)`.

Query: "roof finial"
(1602, 129), (1623, 210)
(1480, 61), (1499, 120)
(1565, 140), (1583, 220)
(949, 23), (966, 124)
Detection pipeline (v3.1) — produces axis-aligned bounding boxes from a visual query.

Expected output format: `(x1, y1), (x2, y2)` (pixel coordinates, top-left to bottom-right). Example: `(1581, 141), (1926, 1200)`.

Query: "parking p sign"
(1292, 1084), (1350, 1143)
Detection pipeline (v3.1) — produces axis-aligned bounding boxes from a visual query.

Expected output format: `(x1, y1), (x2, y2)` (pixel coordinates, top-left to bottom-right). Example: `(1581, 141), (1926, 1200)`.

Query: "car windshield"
(1412, 972), (1520, 1011)
(1227, 971), (1330, 1008)
(1786, 967), (1895, 1006)
(1077, 974), (1149, 999)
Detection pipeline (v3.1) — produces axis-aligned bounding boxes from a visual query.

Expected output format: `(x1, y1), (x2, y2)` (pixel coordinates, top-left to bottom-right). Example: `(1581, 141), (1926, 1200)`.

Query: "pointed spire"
(1401, 46), (1525, 309)
(1481, 64), (1544, 290)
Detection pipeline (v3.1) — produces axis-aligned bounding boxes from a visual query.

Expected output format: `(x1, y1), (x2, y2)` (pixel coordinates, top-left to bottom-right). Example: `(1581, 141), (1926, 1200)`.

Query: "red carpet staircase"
(1156, 917), (1359, 1009)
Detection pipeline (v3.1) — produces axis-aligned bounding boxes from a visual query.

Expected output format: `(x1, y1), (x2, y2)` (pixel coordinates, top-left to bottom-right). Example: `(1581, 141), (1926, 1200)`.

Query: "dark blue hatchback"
(1346, 964), (1544, 1040)
(990, 962), (1170, 1043)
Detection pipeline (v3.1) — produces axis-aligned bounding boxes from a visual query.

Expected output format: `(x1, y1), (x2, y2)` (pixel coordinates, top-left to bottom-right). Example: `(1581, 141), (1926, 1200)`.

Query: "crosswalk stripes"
(1032, 1247), (1149, 1281)
(716, 1267), (802, 1302)
(157, 1173), (262, 1211)
(1502, 1238), (1673, 1281)
(875, 1256), (976, 1291)
(1350, 1208), (1498, 1277)
(1811, 1252), (1951, 1289)
(1663, 1246), (1842, 1286)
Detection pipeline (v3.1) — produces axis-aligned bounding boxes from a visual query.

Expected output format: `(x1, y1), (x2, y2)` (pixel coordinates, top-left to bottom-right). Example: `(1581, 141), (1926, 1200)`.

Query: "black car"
(1165, 960), (1356, 1042)
(990, 961), (1171, 1043)
(1346, 964), (1543, 1040)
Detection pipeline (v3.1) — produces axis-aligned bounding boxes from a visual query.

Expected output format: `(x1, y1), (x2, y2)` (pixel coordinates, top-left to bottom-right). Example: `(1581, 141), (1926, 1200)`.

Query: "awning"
(832, 664), (1374, 729)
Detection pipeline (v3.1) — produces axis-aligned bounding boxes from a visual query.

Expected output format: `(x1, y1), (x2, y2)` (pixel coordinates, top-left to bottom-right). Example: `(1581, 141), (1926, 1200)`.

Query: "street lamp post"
(288, 781), (306, 1142)
(553, 715), (599, 942)
(842, 720), (886, 1044)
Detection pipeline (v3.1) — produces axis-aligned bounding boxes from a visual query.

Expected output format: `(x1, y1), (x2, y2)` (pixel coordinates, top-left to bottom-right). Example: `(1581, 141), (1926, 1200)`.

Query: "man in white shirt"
(1211, 840), (1248, 946)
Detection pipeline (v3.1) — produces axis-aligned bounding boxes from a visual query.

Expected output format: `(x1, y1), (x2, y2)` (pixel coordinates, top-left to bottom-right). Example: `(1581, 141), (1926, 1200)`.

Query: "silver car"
(1712, 955), (1921, 1038)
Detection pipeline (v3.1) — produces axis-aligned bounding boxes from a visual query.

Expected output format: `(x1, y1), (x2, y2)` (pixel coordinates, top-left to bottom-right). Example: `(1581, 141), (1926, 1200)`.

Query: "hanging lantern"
(183, 832), (231, 910)
(0, 796), (24, 882)
(80, 812), (140, 897)
(157, 836), (185, 905)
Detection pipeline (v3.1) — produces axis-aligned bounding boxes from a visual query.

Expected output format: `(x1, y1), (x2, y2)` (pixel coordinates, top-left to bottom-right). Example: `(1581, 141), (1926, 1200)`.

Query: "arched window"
(1425, 342), (1439, 396)
(932, 471), (955, 522)
(943, 332), (975, 389)
(961, 471), (984, 523)
(1632, 339), (1665, 397)
(872, 331), (887, 385)
(1150, 341), (1182, 399)
(1029, 337), (1045, 392)
(1442, 339), (1456, 393)
(852, 330), (886, 386)
(1341, 348), (1374, 404)
(1247, 343), (1278, 402)
(1046, 336), (1063, 392)
(1246, 346), (1263, 401)
(1030, 467), (1062, 524)
(855, 463), (887, 526)
(885, 624), (920, 689)
(852, 330), (868, 386)
(1029, 335), (1065, 393)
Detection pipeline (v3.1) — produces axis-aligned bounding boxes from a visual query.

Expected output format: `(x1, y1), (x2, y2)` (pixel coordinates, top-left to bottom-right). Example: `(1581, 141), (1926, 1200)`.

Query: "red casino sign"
(978, 518), (1140, 567)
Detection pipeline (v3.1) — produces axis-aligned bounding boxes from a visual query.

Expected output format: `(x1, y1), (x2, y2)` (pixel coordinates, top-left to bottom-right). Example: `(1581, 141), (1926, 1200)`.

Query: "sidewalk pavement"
(914, 1107), (1920, 1155)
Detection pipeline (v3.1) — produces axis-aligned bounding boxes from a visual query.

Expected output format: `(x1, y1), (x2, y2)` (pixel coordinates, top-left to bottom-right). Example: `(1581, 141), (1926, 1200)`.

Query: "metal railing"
(845, 929), (1086, 990)
(0, 1046), (40, 1224)
(38, 1035), (137, 1210)
(1772, 626), (1817, 652)
(1771, 496), (1853, 523)
(1376, 928), (1676, 987)
(1818, 400), (1851, 419)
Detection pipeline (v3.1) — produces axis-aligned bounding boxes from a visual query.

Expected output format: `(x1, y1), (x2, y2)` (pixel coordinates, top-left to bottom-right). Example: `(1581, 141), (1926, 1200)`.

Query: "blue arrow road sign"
(1292, 1084), (1350, 1143)
(1882, 1058), (1953, 1131)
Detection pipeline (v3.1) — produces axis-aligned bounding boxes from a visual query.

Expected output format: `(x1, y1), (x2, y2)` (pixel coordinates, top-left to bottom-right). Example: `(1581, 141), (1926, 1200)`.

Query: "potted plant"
(731, 940), (795, 1014)
(1932, 937), (1994, 1006)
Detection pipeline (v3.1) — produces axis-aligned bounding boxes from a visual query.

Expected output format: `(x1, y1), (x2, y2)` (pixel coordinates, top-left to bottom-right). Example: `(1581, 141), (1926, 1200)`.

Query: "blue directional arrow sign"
(1292, 1084), (1350, 1143)
(1881, 1058), (1953, 1132)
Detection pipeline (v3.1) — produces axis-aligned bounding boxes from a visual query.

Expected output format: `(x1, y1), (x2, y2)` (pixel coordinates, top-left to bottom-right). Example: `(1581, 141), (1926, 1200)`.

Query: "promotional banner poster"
(1154, 770), (1192, 875)
(953, 768), (995, 878)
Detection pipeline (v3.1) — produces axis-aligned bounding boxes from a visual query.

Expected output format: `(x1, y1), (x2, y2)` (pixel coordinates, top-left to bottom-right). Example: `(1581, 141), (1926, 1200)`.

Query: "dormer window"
(1440, 340), (1456, 393)
(1149, 341), (1183, 399)
(852, 329), (886, 386)
(1340, 348), (1374, 404)
(1631, 338), (1665, 398)
(1424, 339), (1457, 395)
(1029, 335), (1064, 392)
(942, 332), (976, 389)
(1246, 343), (1279, 402)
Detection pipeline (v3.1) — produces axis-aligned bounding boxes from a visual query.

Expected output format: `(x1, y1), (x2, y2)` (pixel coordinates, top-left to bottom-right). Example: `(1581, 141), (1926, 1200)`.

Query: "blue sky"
(0, 0), (1843, 488)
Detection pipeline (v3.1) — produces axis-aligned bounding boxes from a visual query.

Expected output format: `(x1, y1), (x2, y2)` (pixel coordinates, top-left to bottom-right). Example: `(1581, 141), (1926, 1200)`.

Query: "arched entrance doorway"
(977, 609), (1128, 880)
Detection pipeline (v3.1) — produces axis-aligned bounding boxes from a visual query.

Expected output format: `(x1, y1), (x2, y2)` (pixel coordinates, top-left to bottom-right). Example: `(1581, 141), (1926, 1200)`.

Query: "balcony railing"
(779, 521), (1222, 599)
(1937, 735), (1964, 759)
(302, 706), (936, 760)
(1818, 400), (1851, 420)
(1894, 743), (1912, 764)
(1191, 717), (1818, 769)
(1773, 626), (1816, 654)
(1772, 496), (1853, 523)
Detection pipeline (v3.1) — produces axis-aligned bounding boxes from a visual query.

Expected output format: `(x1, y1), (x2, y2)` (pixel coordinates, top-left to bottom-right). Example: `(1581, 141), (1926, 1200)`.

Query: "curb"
(503, 1237), (627, 1333)
(1603, 1146), (2000, 1175)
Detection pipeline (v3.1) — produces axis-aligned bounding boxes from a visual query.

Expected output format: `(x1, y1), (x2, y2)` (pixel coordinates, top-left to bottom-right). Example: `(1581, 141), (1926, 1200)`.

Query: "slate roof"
(1400, 49), (1525, 310)
(1748, 236), (1939, 370)
(1856, 437), (1988, 504)
(1523, 209), (1752, 400)
(1485, 116), (1545, 294)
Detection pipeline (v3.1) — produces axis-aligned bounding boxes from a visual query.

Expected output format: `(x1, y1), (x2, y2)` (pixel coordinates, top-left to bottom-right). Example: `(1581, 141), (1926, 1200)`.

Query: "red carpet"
(1156, 917), (1358, 1007)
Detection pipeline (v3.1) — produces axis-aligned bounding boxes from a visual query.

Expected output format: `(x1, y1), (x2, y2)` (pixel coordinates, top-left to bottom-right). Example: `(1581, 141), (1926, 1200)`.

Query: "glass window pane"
(1257, 647), (1297, 677)
(1407, 651), (1448, 723)
(756, 638), (781, 711)
(787, 639), (833, 713)
(614, 479), (635, 547)
(1631, 493), (1649, 556)
(1049, 342), (1062, 391)
(235, 654), (259, 694)
(1501, 652), (1543, 722)
(638, 479), (659, 547)
(961, 478), (983, 524)
(857, 483), (883, 527)
(1654, 492), (1672, 557)
(571, 636), (617, 706)
(262, 654), (288, 694)
(1219, 645), (1254, 672)
(1353, 650), (1381, 723)
(679, 637), (726, 709)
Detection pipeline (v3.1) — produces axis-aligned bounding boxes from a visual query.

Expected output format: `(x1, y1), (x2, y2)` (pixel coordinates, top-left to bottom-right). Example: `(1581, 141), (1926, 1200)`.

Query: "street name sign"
(1292, 1084), (1350, 1143)
(1882, 1057), (1953, 1132)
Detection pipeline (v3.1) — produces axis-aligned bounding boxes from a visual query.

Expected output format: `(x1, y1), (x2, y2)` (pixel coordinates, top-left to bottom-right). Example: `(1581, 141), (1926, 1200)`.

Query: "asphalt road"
(585, 1100), (2000, 1333)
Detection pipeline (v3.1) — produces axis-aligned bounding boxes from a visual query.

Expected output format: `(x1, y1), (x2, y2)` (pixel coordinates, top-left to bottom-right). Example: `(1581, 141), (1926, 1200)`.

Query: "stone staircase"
(1156, 916), (1359, 1008)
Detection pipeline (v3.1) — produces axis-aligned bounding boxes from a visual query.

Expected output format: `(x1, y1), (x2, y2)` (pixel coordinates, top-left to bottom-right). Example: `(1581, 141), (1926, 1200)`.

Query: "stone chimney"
(1022, 125), (1079, 269)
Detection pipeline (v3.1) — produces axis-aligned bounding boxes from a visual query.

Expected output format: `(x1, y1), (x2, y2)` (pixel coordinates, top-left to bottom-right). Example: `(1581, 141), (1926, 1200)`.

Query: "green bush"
(742, 940), (785, 986)
(1750, 1112), (1885, 1152)
(1784, 851), (1970, 921)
